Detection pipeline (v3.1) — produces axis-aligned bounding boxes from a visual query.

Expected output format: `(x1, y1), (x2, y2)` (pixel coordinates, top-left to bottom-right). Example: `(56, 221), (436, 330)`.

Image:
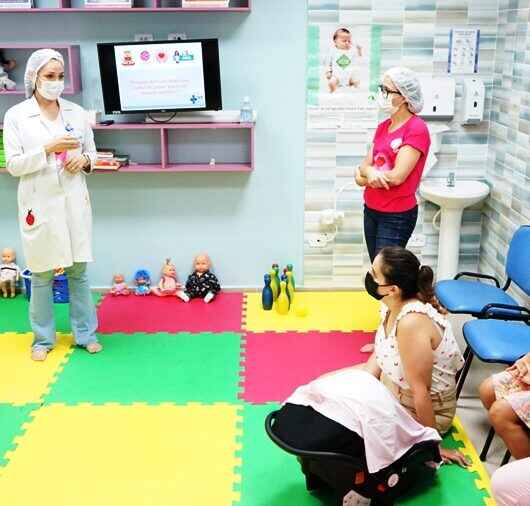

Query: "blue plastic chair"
(461, 319), (530, 464)
(435, 225), (530, 320)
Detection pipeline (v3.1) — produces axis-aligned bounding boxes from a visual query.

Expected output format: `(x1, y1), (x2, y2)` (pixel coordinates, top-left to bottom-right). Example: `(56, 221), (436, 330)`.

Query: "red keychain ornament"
(25, 210), (35, 226)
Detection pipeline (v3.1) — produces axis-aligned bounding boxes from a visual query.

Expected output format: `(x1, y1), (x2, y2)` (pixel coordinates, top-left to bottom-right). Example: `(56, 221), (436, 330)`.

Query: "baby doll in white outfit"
(0, 248), (20, 298)
(325, 28), (362, 93)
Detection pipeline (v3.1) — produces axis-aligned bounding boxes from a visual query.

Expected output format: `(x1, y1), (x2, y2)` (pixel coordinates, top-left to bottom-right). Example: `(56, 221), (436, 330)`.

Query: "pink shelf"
(0, 121), (255, 173)
(94, 122), (254, 171)
(0, 44), (81, 95)
(92, 122), (253, 130)
(0, 0), (250, 12)
(94, 163), (251, 173)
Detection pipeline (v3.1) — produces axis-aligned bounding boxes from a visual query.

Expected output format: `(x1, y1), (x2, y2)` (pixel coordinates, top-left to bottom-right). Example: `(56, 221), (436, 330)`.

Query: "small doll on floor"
(109, 274), (130, 296)
(0, 248), (20, 298)
(185, 253), (221, 304)
(134, 269), (151, 296)
(152, 258), (189, 302)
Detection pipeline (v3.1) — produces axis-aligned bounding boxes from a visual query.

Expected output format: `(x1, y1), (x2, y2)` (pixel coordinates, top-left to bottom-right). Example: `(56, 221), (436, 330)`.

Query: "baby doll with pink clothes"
(152, 258), (189, 302)
(109, 274), (130, 296)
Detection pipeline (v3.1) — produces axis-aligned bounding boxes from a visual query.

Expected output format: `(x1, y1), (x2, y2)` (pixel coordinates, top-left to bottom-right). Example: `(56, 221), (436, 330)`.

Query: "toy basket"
(21, 269), (69, 303)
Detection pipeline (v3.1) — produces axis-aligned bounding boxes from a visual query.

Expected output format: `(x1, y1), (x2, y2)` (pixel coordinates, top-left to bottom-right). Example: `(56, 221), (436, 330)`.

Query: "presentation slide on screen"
(114, 42), (206, 111)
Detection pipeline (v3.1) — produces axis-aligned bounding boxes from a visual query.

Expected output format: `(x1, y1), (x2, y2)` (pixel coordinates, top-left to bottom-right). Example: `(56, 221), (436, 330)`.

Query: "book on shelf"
(181, 0), (230, 8)
(93, 159), (121, 171)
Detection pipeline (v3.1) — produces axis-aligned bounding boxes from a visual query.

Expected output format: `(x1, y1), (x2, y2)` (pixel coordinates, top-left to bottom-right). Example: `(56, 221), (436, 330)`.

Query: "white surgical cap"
(24, 49), (64, 98)
(384, 67), (424, 114)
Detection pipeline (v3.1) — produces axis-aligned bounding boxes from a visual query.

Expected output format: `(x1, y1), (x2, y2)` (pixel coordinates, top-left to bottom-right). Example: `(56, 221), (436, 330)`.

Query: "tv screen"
(97, 39), (222, 115)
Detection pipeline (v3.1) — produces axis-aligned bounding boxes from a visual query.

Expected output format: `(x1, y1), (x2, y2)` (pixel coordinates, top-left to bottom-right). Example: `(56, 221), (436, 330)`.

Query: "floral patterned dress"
(493, 370), (530, 429)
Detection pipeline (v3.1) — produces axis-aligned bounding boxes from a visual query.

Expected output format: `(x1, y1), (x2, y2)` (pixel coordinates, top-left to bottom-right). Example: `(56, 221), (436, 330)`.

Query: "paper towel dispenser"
(462, 77), (485, 124)
(418, 77), (456, 119)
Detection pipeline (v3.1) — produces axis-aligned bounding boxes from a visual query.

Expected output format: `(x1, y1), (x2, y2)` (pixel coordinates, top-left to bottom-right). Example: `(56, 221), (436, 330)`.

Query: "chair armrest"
(481, 303), (530, 322)
(454, 271), (501, 288)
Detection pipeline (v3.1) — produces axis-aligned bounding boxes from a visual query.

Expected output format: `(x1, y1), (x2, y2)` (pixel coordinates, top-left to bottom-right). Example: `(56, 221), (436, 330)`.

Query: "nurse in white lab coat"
(3, 49), (103, 361)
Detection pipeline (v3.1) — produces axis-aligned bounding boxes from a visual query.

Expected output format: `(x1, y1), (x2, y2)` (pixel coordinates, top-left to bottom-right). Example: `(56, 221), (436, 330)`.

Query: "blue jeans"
(363, 205), (418, 263)
(30, 262), (98, 351)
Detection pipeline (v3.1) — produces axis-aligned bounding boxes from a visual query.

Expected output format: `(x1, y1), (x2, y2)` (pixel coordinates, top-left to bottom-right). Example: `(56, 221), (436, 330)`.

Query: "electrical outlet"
(134, 33), (154, 42)
(409, 233), (426, 248)
(168, 33), (187, 41)
(307, 234), (328, 248)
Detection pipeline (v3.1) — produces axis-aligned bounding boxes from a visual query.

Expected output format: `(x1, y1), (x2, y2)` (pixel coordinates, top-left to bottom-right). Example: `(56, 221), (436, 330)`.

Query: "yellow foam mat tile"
(0, 332), (73, 404)
(242, 291), (380, 332)
(0, 403), (242, 506)
(451, 416), (496, 505)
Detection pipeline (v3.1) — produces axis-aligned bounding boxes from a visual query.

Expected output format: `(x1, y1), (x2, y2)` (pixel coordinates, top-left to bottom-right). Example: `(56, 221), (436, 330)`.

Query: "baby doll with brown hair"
(185, 253), (221, 303)
(152, 258), (189, 302)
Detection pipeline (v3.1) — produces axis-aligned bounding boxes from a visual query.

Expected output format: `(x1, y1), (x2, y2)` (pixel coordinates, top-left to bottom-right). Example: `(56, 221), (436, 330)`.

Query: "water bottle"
(240, 96), (253, 123)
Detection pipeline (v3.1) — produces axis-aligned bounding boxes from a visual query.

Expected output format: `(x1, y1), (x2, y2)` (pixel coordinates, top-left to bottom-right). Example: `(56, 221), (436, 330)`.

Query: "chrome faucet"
(447, 172), (455, 187)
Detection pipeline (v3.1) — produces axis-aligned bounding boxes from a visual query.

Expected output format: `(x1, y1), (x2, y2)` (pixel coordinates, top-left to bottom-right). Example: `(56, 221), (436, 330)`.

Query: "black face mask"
(364, 271), (392, 300)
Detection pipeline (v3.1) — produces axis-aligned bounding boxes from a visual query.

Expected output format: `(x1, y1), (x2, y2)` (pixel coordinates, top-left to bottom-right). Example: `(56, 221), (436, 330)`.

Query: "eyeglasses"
(378, 84), (402, 99)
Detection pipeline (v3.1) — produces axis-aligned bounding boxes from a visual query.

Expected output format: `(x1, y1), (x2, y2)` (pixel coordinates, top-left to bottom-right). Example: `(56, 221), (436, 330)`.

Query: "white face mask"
(377, 90), (400, 115)
(37, 79), (64, 101)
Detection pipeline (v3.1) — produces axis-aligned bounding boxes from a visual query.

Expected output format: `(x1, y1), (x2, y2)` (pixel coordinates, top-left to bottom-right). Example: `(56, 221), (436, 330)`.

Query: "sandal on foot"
(86, 342), (103, 354)
(31, 348), (48, 361)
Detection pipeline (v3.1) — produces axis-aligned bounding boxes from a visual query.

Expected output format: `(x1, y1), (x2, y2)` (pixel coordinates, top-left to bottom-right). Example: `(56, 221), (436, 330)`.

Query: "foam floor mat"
(97, 292), (244, 334)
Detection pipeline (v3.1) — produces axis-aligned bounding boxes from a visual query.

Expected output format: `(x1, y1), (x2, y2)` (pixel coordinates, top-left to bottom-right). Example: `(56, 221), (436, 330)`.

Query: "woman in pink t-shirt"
(356, 67), (431, 263)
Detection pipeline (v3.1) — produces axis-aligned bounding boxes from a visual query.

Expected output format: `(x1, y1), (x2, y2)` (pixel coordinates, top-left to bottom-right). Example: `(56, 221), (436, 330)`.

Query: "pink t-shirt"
(364, 115), (431, 213)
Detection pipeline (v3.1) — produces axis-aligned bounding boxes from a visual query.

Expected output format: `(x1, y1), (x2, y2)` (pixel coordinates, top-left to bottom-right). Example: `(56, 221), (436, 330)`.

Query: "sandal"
(86, 342), (103, 354)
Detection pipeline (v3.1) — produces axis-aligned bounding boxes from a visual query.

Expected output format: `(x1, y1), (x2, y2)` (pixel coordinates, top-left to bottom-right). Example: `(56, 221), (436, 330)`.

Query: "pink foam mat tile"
(96, 292), (244, 334)
(240, 330), (375, 403)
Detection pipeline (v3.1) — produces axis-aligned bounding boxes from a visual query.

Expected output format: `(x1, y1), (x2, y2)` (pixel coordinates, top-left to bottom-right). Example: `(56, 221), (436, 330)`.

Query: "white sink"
(419, 180), (490, 209)
(419, 180), (490, 281)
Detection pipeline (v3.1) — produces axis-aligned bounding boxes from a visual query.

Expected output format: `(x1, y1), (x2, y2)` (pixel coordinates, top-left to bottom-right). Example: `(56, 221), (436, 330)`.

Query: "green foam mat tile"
(396, 426), (490, 506)
(45, 332), (243, 404)
(0, 292), (102, 334)
(237, 403), (331, 506)
(0, 404), (39, 466)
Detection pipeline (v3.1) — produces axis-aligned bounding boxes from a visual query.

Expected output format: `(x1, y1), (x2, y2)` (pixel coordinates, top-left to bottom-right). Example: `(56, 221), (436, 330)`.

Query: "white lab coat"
(3, 96), (97, 273)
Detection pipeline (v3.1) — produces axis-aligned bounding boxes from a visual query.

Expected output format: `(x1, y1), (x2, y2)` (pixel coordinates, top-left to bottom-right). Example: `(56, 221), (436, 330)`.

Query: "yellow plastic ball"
(295, 304), (308, 317)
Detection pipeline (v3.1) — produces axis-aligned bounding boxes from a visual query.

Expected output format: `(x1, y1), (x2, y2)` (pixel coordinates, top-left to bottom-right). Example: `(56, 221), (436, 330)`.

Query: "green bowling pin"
(286, 264), (295, 290)
(276, 281), (290, 315)
(286, 271), (295, 304)
(272, 263), (281, 290)
(269, 269), (279, 300)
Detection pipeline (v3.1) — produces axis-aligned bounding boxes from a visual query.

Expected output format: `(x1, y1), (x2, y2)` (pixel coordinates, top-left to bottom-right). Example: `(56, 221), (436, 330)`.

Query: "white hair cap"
(24, 48), (64, 99)
(384, 67), (424, 114)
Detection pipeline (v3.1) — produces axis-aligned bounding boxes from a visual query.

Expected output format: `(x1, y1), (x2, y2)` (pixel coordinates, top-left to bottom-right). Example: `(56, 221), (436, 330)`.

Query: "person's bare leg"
(489, 399), (530, 459)
(328, 77), (339, 93)
(479, 377), (496, 410)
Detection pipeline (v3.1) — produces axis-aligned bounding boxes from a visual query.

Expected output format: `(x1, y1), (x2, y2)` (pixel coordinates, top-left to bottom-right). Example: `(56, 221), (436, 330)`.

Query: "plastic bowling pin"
(276, 280), (290, 315)
(269, 269), (279, 300)
(281, 273), (290, 305)
(262, 274), (273, 310)
(286, 271), (295, 303)
(286, 264), (296, 290)
(272, 263), (281, 291)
